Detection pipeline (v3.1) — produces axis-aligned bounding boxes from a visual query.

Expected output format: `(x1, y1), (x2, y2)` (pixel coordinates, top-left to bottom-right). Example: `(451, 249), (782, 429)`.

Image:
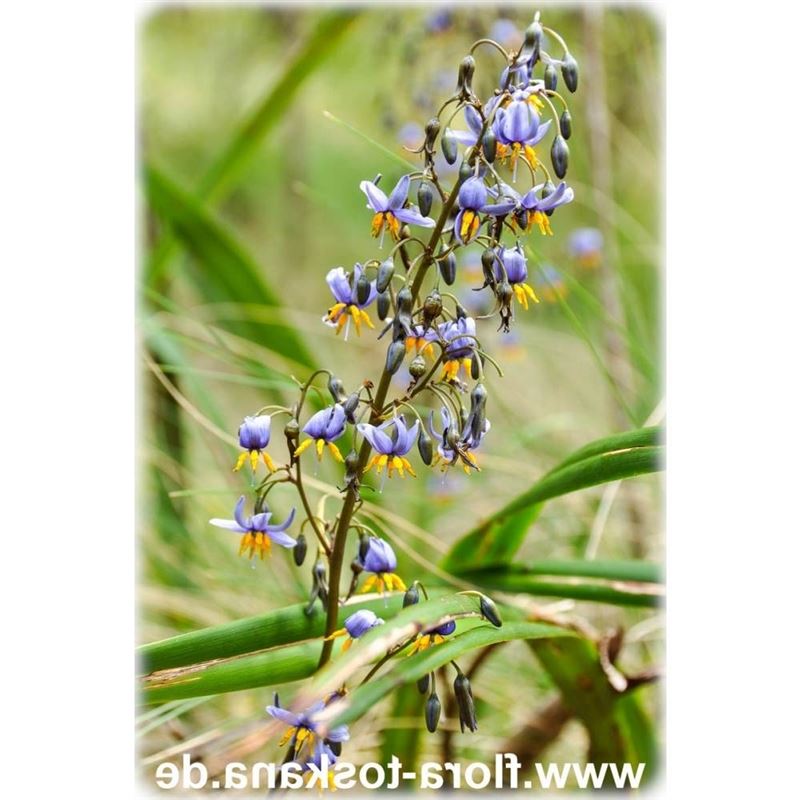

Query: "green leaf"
(143, 164), (316, 369)
(441, 428), (663, 572)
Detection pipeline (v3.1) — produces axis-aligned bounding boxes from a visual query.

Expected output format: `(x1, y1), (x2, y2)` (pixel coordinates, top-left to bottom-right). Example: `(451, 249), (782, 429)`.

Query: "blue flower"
(209, 496), (297, 560)
(408, 617), (457, 655)
(568, 227), (603, 268)
(234, 415), (278, 473)
(454, 176), (516, 243)
(357, 415), (420, 478)
(323, 264), (377, 337)
(325, 608), (385, 652)
(493, 245), (539, 310)
(294, 405), (347, 463)
(360, 174), (435, 245)
(492, 89), (551, 173)
(439, 315), (477, 381)
(428, 406), (490, 473)
(493, 180), (574, 235)
(267, 694), (350, 756)
(359, 537), (406, 593)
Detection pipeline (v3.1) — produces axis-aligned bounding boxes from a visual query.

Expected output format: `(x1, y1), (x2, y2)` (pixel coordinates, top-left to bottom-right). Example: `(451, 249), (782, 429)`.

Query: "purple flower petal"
(386, 175), (411, 210)
(393, 207), (435, 227)
(359, 180), (388, 212)
(357, 423), (394, 455)
(266, 706), (302, 726)
(362, 537), (398, 574)
(233, 495), (249, 529)
(209, 518), (246, 533)
(326, 267), (354, 305)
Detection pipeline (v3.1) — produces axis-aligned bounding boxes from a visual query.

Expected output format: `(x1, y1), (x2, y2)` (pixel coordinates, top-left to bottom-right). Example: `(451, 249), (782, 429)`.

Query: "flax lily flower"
(294, 405), (348, 463)
(209, 496), (296, 560)
(404, 323), (437, 359)
(233, 414), (278, 473)
(323, 265), (377, 338)
(325, 609), (385, 652)
(495, 180), (574, 235)
(494, 245), (539, 310)
(439, 315), (477, 381)
(492, 89), (551, 175)
(359, 537), (406, 593)
(429, 406), (490, 473)
(408, 619), (457, 655)
(267, 695), (350, 757)
(453, 177), (516, 244)
(360, 174), (434, 246)
(357, 415), (420, 478)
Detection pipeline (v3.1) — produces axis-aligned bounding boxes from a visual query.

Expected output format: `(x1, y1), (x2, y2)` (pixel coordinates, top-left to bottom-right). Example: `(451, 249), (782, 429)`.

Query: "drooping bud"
(515, 207), (529, 231)
(482, 129), (497, 163)
(293, 533), (307, 567)
(417, 181), (434, 217)
(458, 160), (473, 182)
(418, 429), (433, 465)
(396, 286), (414, 314)
(327, 375), (348, 404)
(544, 64), (558, 91)
(425, 691), (442, 733)
(551, 135), (569, 179)
(424, 117), (440, 149)
(453, 673), (478, 732)
(350, 556), (364, 575)
(417, 674), (430, 695)
(376, 258), (394, 293)
(559, 109), (572, 140)
(400, 223), (411, 241)
(470, 354), (482, 381)
(438, 252), (457, 286)
(441, 128), (458, 165)
(343, 392), (360, 423)
(377, 290), (391, 320)
(423, 289), (443, 323)
(523, 20), (543, 63)
(385, 340), (406, 375)
(561, 52), (579, 92)
(409, 355), (427, 379)
(445, 424), (461, 452)
(479, 594), (503, 627)
(481, 247), (496, 286)
(456, 55), (476, 98)
(356, 273), (371, 306)
(403, 582), (420, 607)
(344, 448), (360, 489)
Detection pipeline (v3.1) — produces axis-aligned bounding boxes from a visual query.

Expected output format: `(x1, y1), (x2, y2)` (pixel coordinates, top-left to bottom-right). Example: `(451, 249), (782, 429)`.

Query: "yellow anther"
(233, 452), (248, 472)
(327, 442), (344, 463)
(250, 450), (259, 471)
(293, 439), (313, 457)
(315, 439), (325, 459)
(262, 451), (277, 472)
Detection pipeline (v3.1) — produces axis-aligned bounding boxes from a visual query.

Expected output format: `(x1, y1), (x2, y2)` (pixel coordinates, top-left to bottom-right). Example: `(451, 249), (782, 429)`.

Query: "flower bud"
(424, 117), (440, 148)
(481, 247), (496, 284)
(454, 673), (478, 732)
(377, 290), (391, 320)
(456, 54), (476, 97)
(284, 418), (300, 443)
(523, 20), (542, 63)
(446, 425), (461, 451)
(541, 180), (556, 217)
(561, 52), (579, 92)
(458, 160), (473, 182)
(417, 674), (430, 694)
(423, 289), (443, 321)
(400, 224), (411, 241)
(470, 354), (482, 381)
(544, 64), (558, 91)
(417, 181), (434, 217)
(293, 533), (307, 567)
(418, 429), (433, 465)
(438, 252), (457, 286)
(385, 340), (406, 375)
(479, 594), (503, 627)
(559, 109), (572, 140)
(327, 375), (348, 404)
(441, 128), (458, 165)
(551, 135), (569, 179)
(343, 392), (360, 423)
(396, 286), (413, 314)
(409, 355), (427, 379)
(356, 273), (371, 306)
(425, 691), (442, 733)
(376, 258), (394, 293)
(403, 583), (420, 607)
(482, 129), (497, 163)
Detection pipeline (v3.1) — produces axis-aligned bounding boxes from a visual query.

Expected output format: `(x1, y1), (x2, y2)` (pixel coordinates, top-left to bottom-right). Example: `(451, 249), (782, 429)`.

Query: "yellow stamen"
(441, 360), (460, 381)
(459, 209), (479, 242)
(342, 637), (353, 652)
(335, 314), (348, 334)
(374, 454), (389, 475)
(361, 574), (378, 593)
(315, 439), (325, 460)
(327, 302), (347, 321)
(391, 456), (404, 477)
(350, 306), (362, 336)
(523, 282), (539, 303)
(327, 442), (344, 462)
(386, 572), (407, 591)
(262, 451), (277, 472)
(293, 438), (313, 457)
(250, 450), (259, 471)
(531, 211), (552, 236)
(462, 357), (472, 377)
(514, 283), (529, 310)
(279, 727), (297, 747)
(370, 212), (385, 237)
(325, 628), (348, 641)
(359, 308), (375, 329)
(401, 457), (417, 477)
(233, 452), (248, 472)
(528, 94), (545, 109)
(386, 213), (401, 240)
(523, 144), (539, 168)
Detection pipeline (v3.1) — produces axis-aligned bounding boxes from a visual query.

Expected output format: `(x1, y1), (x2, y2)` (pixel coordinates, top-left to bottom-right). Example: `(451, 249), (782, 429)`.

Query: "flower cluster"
(206, 9), (580, 766)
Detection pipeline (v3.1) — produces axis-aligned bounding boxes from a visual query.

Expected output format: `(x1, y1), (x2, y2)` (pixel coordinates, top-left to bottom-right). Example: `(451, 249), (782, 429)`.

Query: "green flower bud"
(544, 64), (558, 91)
(423, 289), (443, 321)
(479, 594), (503, 627)
(356, 273), (371, 306)
(417, 181), (434, 217)
(425, 691), (441, 733)
(396, 286), (413, 314)
(403, 583), (420, 607)
(523, 21), (543, 63)
(470, 354), (482, 381)
(409, 355), (427, 379)
(454, 673), (478, 732)
(385, 340), (406, 375)
(293, 533), (307, 567)
(418, 429), (433, 465)
(458, 160), (473, 182)
(327, 375), (347, 404)
(561, 52), (579, 92)
(376, 258), (394, 293)
(551, 135), (569, 179)
(482, 129), (497, 163)
(377, 290), (391, 320)
(424, 117), (441, 147)
(442, 128), (458, 165)
(284, 418), (300, 442)
(559, 109), (572, 140)
(438, 252), (457, 286)
(343, 392), (360, 423)
(417, 674), (430, 694)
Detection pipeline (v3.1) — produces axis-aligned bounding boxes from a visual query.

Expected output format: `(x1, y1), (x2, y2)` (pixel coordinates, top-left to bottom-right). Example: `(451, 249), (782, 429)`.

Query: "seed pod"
(423, 289), (443, 321)
(403, 583), (420, 607)
(453, 674), (478, 732)
(559, 109), (572, 140)
(376, 258), (394, 293)
(481, 247), (496, 285)
(293, 533), (307, 567)
(327, 375), (347, 404)
(561, 52), (579, 92)
(356, 273), (371, 306)
(456, 55), (476, 97)
(417, 181), (433, 217)
(441, 128), (458, 165)
(523, 20), (543, 63)
(418, 429), (433, 465)
(551, 135), (569, 179)
(284, 418), (300, 443)
(438, 252), (457, 285)
(540, 180), (556, 217)
(385, 340), (406, 375)
(400, 224), (411, 241)
(479, 594), (503, 627)
(425, 691), (442, 733)
(497, 280), (513, 306)
(470, 354), (482, 381)
(396, 286), (413, 314)
(544, 64), (558, 92)
(409, 355), (427, 379)
(377, 290), (391, 320)
(482, 129), (497, 163)
(343, 392), (360, 423)
(417, 674), (430, 695)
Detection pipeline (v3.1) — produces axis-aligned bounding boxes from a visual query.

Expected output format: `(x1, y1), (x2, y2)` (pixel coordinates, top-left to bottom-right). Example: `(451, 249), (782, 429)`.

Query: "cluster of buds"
(205, 11), (579, 760)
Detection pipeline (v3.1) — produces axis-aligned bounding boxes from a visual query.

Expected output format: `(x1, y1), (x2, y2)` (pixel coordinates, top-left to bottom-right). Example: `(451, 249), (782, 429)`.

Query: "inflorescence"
(208, 11), (579, 774)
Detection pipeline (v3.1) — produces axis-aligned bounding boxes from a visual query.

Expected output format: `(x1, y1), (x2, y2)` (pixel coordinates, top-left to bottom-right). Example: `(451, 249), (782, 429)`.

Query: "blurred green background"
(139, 4), (662, 788)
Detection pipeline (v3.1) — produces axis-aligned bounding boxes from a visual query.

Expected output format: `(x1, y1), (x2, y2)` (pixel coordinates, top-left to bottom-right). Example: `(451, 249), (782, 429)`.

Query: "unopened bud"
(385, 340), (406, 375)
(424, 117), (441, 147)
(423, 289), (443, 320)
(515, 208), (529, 230)
(327, 740), (343, 757)
(293, 533), (307, 567)
(403, 583), (420, 607)
(417, 181), (434, 217)
(482, 129), (497, 163)
(396, 286), (413, 314)
(327, 375), (347, 404)
(454, 673), (478, 732)
(377, 290), (391, 320)
(417, 674), (430, 694)
(479, 594), (503, 627)
(551, 135), (569, 179)
(481, 247), (496, 284)
(376, 258), (394, 293)
(418, 429), (433, 465)
(456, 54), (476, 96)
(284, 419), (300, 442)
(544, 64), (558, 92)
(561, 52), (579, 92)
(441, 128), (458, 165)
(470, 354), (482, 381)
(523, 21), (543, 63)
(438, 252), (457, 286)
(356, 273), (371, 306)
(559, 109), (572, 140)
(345, 448), (359, 475)
(343, 392), (360, 423)
(458, 160), (473, 182)
(425, 691), (441, 733)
